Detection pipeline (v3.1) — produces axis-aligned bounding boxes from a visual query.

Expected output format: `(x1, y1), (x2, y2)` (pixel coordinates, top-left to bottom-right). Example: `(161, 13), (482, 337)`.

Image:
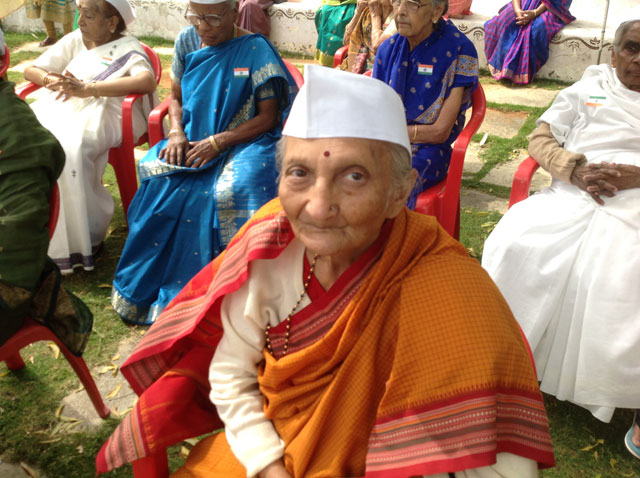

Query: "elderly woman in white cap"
(23, 0), (156, 274)
(97, 65), (554, 478)
(109, 0), (298, 326)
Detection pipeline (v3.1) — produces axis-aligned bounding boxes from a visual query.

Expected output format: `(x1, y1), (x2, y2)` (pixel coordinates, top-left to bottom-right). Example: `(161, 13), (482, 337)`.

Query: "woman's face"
(279, 137), (407, 267)
(187, 1), (238, 47)
(612, 22), (640, 92)
(77, 0), (119, 45)
(393, 0), (444, 44)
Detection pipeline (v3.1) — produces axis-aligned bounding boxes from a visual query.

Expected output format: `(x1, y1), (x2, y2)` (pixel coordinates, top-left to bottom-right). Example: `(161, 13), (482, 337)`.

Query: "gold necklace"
(265, 253), (318, 357)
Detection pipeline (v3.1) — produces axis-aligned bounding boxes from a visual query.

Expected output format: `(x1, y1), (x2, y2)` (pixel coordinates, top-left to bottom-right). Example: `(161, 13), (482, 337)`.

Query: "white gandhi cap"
(76, 0), (136, 26)
(283, 64), (411, 157)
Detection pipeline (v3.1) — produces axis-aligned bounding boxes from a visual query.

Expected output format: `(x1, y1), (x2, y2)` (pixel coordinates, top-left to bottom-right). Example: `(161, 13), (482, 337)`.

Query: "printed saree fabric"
(373, 19), (478, 208)
(98, 199), (554, 476)
(111, 34), (297, 326)
(484, 0), (575, 84)
(315, 0), (357, 66)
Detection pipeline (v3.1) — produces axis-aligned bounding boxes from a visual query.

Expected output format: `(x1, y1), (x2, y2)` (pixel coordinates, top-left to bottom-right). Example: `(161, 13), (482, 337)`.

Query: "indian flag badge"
(586, 95), (606, 107)
(234, 67), (250, 78)
(417, 64), (433, 75)
(100, 56), (113, 66)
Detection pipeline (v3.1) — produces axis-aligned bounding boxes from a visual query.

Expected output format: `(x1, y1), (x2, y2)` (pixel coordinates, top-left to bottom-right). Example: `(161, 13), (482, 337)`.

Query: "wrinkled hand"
(50, 72), (93, 101)
(159, 131), (191, 166)
(515, 9), (535, 25)
(584, 162), (640, 192)
(571, 163), (619, 205)
(184, 138), (220, 168)
(258, 459), (292, 478)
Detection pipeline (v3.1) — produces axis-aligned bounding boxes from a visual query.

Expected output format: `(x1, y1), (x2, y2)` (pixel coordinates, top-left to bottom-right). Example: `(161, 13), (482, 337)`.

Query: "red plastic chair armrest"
(15, 82), (42, 100)
(508, 156), (540, 208)
(509, 156), (540, 207)
(148, 96), (172, 147)
(283, 59), (304, 88)
(120, 93), (148, 151)
(334, 45), (348, 68)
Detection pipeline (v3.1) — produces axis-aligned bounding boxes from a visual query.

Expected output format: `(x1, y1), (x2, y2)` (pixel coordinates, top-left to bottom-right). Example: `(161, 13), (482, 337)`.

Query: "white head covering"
(76, 0), (136, 26)
(283, 65), (411, 157)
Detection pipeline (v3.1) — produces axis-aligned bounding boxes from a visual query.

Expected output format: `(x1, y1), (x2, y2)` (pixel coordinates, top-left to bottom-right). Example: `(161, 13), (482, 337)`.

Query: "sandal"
(625, 411), (640, 459)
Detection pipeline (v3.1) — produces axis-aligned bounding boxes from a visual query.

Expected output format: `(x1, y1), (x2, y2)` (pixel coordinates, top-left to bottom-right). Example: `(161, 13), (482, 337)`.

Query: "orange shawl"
(98, 199), (554, 476)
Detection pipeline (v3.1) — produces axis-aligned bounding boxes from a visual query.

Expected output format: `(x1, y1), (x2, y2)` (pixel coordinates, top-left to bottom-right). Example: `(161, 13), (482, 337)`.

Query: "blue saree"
(112, 33), (297, 325)
(373, 19), (478, 209)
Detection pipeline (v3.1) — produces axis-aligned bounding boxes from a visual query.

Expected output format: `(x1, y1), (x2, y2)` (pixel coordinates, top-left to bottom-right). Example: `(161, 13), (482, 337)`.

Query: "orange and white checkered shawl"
(97, 199), (554, 476)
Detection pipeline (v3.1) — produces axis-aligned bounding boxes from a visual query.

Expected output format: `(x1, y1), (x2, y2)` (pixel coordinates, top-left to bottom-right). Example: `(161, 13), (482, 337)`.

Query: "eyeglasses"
(391, 0), (427, 13)
(184, 8), (228, 28)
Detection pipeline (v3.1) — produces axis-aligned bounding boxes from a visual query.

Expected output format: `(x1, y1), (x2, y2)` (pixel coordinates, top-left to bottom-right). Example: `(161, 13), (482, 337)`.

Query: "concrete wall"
(3, 0), (634, 82)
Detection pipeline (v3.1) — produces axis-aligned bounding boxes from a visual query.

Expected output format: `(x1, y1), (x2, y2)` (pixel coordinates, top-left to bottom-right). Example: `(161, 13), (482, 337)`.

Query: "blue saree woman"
(373, 0), (478, 209)
(112, 0), (297, 325)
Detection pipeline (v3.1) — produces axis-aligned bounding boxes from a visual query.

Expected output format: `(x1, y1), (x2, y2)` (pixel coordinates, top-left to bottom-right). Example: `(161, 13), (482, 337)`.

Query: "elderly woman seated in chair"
(23, 0), (157, 274)
(97, 66), (555, 478)
(373, 0), (478, 208)
(110, 0), (298, 326)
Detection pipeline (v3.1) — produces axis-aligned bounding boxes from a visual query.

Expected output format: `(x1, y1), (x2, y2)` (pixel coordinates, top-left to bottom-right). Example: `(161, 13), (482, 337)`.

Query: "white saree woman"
(24, 0), (157, 273)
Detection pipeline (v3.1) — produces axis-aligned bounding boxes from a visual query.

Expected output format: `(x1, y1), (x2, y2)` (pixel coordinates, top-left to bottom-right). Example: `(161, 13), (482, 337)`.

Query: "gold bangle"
(43, 72), (53, 87)
(168, 129), (183, 136)
(209, 135), (220, 153)
(411, 124), (418, 143)
(90, 80), (98, 97)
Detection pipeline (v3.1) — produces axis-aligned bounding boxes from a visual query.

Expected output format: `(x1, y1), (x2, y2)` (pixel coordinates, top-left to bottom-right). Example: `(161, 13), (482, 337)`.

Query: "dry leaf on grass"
(20, 462), (39, 477)
(180, 446), (190, 459)
(580, 438), (604, 451)
(112, 353), (121, 361)
(106, 382), (123, 399)
(46, 342), (60, 359)
(55, 404), (64, 418)
(98, 283), (112, 288)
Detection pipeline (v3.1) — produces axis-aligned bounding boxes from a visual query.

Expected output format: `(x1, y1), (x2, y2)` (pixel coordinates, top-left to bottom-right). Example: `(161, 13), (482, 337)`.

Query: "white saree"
(31, 30), (155, 273)
(482, 64), (640, 422)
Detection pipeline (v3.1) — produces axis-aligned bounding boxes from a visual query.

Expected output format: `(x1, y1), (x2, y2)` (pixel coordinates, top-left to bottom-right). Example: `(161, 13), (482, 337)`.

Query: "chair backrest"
(436, 83), (486, 235)
(283, 59), (304, 88)
(141, 42), (162, 85)
(0, 43), (10, 78)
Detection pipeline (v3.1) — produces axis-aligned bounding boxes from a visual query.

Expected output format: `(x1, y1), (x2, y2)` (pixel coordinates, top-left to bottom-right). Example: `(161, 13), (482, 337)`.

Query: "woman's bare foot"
(39, 37), (58, 47)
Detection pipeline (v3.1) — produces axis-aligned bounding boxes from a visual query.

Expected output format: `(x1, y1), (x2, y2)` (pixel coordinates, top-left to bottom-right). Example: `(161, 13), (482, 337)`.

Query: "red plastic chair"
(414, 84), (486, 239)
(148, 59), (304, 148)
(0, 183), (110, 419)
(15, 43), (162, 223)
(508, 156), (540, 208)
(334, 44), (348, 68)
(0, 43), (9, 78)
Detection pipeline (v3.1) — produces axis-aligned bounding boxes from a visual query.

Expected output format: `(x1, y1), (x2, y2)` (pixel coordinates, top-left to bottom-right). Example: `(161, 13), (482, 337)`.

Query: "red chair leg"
(4, 352), (26, 371)
(58, 346), (111, 419)
(109, 148), (138, 223)
(132, 452), (170, 478)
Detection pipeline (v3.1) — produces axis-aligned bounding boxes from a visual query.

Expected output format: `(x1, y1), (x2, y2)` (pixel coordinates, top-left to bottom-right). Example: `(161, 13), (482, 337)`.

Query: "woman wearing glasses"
(111, 0), (298, 325)
(372, 0), (478, 208)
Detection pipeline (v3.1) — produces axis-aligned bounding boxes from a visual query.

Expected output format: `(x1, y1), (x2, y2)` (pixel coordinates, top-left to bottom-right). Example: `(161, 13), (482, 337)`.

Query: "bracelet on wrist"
(90, 80), (98, 98)
(411, 124), (418, 143)
(43, 73), (53, 87)
(209, 135), (220, 153)
(168, 129), (184, 136)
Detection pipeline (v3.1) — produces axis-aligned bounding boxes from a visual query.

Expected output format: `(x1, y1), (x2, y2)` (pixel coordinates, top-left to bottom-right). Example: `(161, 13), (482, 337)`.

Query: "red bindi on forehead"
(323, 151), (330, 157)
